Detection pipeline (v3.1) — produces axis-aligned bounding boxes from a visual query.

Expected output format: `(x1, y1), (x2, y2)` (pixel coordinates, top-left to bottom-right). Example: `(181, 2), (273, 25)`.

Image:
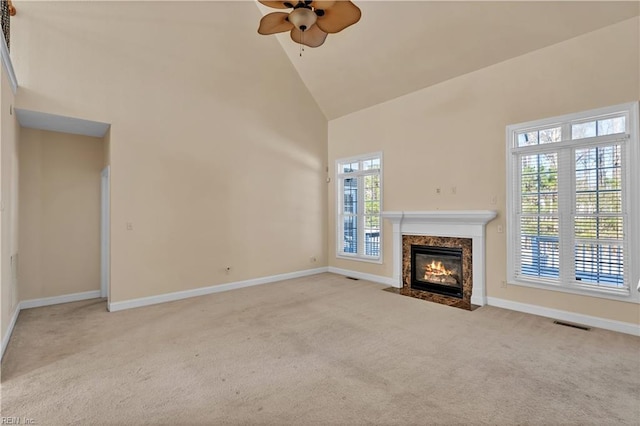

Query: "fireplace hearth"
(411, 245), (463, 298)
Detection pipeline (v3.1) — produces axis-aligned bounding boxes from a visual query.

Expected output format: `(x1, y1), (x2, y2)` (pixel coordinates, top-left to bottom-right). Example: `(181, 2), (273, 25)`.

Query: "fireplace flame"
(425, 260), (453, 277)
(424, 260), (458, 286)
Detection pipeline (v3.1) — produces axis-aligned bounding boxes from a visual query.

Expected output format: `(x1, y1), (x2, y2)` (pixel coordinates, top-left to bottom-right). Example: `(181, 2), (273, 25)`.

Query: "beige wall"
(1, 64), (20, 346)
(18, 129), (104, 300)
(11, 2), (328, 303)
(328, 17), (640, 324)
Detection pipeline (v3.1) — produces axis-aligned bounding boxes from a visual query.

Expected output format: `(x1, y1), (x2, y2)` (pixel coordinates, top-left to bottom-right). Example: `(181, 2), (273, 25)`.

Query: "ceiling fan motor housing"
(288, 7), (317, 32)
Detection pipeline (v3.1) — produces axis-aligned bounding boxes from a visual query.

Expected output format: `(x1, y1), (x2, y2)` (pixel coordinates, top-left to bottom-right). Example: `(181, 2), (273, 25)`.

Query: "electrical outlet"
(451, 186), (457, 195)
(500, 280), (507, 288)
(126, 222), (134, 231)
(497, 225), (503, 233)
(436, 187), (441, 194)
(310, 256), (317, 263)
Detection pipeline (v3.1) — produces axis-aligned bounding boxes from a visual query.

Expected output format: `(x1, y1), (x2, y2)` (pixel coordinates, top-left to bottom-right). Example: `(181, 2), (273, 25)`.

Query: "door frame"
(100, 166), (110, 300)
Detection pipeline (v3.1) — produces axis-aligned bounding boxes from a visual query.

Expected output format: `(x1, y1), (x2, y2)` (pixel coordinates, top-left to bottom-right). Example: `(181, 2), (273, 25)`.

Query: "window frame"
(335, 152), (383, 263)
(506, 102), (639, 303)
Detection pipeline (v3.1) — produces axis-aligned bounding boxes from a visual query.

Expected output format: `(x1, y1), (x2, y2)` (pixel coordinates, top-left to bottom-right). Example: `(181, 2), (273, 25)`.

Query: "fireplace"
(401, 234), (473, 309)
(382, 210), (497, 309)
(411, 245), (463, 298)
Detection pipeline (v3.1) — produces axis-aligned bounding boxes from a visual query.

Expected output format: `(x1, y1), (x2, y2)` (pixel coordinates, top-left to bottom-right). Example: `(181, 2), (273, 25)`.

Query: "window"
(506, 103), (639, 301)
(336, 153), (382, 262)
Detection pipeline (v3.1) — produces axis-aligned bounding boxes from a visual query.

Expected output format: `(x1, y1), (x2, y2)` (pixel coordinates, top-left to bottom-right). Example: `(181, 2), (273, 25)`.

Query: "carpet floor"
(1, 273), (639, 425)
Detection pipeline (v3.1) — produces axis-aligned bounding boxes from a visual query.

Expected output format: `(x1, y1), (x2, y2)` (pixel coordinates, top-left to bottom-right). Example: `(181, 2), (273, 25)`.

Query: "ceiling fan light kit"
(288, 7), (317, 32)
(258, 0), (361, 49)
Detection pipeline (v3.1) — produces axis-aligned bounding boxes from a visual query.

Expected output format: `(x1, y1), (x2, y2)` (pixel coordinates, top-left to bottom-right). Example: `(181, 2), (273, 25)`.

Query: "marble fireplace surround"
(382, 211), (497, 306)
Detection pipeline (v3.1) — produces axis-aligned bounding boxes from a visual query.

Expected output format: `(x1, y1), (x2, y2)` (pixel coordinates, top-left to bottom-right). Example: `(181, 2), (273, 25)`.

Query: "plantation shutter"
(572, 139), (628, 289)
(508, 106), (633, 296)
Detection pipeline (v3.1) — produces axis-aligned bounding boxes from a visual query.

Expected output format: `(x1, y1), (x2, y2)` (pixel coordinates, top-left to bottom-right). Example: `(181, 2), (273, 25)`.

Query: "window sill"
(336, 254), (383, 265)
(508, 278), (640, 304)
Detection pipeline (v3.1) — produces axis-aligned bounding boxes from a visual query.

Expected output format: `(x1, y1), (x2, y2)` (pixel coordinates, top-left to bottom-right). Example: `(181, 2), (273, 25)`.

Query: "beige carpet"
(1, 273), (639, 425)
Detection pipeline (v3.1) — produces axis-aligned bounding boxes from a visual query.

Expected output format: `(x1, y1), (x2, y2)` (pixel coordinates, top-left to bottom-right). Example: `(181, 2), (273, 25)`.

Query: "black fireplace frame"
(410, 245), (463, 298)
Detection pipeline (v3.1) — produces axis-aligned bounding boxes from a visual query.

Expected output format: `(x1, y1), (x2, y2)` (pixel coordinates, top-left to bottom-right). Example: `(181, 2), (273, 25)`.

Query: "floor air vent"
(553, 320), (591, 331)
(346, 276), (360, 281)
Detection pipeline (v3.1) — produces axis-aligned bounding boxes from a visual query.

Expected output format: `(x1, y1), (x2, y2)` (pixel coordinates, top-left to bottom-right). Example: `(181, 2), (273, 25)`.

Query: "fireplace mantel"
(382, 210), (497, 225)
(382, 210), (497, 306)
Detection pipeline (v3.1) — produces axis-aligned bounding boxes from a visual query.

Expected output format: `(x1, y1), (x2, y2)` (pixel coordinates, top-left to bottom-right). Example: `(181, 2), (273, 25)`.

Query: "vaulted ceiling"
(258, 1), (640, 120)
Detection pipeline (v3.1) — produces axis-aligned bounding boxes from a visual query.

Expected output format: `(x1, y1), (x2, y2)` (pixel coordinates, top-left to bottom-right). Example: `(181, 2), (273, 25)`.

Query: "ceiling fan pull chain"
(299, 31), (304, 57)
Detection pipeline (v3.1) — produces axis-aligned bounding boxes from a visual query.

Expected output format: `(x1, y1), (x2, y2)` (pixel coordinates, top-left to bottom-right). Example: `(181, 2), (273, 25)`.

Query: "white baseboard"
(108, 267), (329, 312)
(1, 304), (21, 360)
(487, 297), (640, 337)
(470, 294), (486, 306)
(20, 290), (102, 310)
(327, 267), (397, 287)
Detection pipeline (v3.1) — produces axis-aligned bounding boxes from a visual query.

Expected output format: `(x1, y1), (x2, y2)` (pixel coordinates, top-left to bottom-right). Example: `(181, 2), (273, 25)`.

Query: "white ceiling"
(261, 1), (640, 120)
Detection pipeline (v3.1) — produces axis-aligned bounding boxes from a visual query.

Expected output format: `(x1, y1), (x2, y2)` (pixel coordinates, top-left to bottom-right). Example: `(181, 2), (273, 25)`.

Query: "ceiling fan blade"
(258, 12), (294, 35)
(258, 1), (296, 9)
(290, 25), (328, 48)
(310, 1), (336, 9)
(315, 0), (361, 34)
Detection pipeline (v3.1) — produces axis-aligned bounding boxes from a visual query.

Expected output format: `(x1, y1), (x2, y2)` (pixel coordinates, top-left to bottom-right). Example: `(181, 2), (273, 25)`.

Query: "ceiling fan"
(257, 1), (361, 48)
